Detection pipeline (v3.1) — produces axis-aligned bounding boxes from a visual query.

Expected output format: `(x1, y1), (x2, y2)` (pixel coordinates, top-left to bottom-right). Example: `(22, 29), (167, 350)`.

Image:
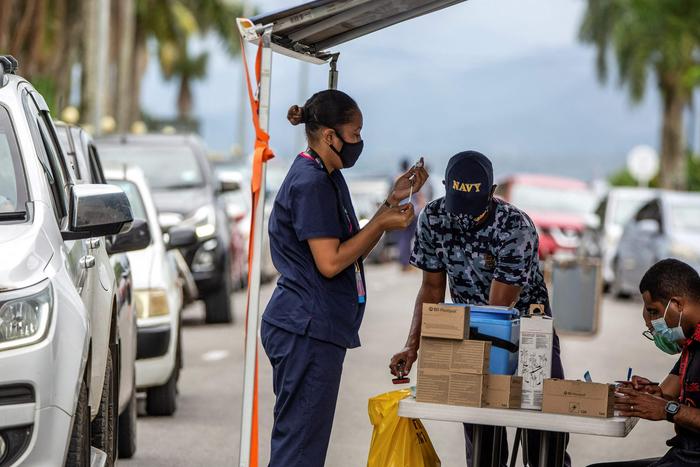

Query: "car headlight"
(192, 239), (219, 273)
(0, 281), (53, 351)
(134, 289), (170, 320)
(180, 205), (217, 239)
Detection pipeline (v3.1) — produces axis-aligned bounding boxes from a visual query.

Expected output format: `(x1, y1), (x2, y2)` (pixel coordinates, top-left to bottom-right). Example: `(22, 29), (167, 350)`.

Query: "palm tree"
(127, 0), (245, 126)
(579, 0), (700, 189)
(160, 43), (209, 120)
(1, 0), (83, 110)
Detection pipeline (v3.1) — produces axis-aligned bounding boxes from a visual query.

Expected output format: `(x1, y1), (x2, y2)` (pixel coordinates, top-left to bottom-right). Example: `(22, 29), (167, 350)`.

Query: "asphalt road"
(121, 263), (677, 467)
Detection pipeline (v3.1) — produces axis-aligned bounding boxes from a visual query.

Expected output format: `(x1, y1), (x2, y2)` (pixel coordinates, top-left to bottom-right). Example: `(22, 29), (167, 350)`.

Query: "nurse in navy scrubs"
(261, 89), (428, 466)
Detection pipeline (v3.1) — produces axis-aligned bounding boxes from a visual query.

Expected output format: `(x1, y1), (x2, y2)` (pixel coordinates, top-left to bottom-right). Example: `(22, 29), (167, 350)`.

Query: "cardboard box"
(419, 337), (490, 375)
(448, 373), (486, 407)
(542, 379), (615, 418)
(517, 305), (553, 410)
(485, 375), (523, 409)
(421, 303), (470, 340)
(416, 370), (486, 407)
(416, 368), (450, 404)
(450, 340), (491, 375)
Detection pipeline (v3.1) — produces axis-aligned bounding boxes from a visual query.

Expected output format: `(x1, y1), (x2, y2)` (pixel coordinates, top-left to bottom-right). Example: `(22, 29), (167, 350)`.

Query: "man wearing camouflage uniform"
(389, 151), (570, 467)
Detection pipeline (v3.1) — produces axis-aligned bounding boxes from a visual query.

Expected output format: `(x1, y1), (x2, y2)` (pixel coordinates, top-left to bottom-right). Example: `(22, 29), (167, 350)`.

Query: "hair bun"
(287, 105), (305, 126)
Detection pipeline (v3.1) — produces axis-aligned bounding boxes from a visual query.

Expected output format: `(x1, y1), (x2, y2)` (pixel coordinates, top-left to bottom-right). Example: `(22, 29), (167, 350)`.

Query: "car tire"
(204, 277), (233, 324)
(145, 352), (179, 416)
(66, 379), (90, 467)
(117, 377), (137, 459)
(612, 259), (631, 299)
(91, 348), (116, 465)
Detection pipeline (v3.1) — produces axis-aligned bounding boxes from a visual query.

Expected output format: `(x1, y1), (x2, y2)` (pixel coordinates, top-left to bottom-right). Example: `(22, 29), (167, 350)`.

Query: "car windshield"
(612, 196), (652, 227)
(0, 106), (27, 220)
(99, 145), (205, 190)
(108, 180), (147, 220)
(510, 184), (596, 216)
(669, 201), (700, 232)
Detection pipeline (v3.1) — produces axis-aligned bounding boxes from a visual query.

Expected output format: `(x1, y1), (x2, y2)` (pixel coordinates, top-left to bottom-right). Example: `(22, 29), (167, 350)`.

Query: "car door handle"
(80, 255), (96, 269)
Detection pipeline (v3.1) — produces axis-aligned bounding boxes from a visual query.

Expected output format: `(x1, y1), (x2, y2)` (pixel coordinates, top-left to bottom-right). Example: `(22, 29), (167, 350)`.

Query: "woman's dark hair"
(287, 89), (359, 139)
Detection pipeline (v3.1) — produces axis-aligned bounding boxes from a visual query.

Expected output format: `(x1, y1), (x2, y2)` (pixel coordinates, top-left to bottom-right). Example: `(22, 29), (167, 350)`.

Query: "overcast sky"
(142, 0), (666, 181)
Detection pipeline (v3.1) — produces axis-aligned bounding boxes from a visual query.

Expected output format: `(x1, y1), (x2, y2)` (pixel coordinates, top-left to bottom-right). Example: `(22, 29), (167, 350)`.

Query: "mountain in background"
(141, 0), (663, 181)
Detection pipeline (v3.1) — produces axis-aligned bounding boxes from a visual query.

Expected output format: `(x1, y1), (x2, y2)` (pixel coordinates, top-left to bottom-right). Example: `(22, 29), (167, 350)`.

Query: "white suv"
(105, 165), (193, 416)
(0, 57), (132, 465)
(56, 122), (148, 460)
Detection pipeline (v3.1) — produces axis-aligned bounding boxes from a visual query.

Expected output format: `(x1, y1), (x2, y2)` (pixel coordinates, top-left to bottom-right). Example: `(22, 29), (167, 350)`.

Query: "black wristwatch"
(665, 401), (681, 422)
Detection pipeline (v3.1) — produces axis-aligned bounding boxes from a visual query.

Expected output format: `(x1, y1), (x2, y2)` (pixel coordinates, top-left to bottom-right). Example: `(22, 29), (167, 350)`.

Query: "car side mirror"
(165, 226), (198, 250)
(217, 172), (242, 193)
(637, 219), (660, 235)
(107, 218), (151, 254)
(62, 184), (133, 240)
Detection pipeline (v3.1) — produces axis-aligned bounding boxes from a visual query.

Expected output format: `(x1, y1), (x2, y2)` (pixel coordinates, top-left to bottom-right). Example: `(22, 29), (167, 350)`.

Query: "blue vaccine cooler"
(464, 305), (520, 375)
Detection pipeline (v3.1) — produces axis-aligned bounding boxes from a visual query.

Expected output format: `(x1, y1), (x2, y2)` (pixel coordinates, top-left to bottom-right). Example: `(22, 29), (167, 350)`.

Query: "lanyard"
(299, 151), (355, 234)
(298, 151), (365, 304)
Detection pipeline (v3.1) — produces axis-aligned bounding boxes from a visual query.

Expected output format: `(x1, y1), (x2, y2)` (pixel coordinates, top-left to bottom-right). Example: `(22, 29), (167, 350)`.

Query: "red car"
(495, 174), (597, 258)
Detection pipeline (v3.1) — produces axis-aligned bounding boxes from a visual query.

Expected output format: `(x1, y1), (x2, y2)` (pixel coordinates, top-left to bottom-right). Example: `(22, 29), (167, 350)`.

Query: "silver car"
(0, 57), (132, 466)
(613, 190), (700, 297)
(582, 187), (657, 288)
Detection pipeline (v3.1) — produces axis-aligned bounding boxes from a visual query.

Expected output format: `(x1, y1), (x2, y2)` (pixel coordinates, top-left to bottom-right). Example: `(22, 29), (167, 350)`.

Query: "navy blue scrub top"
(262, 152), (367, 349)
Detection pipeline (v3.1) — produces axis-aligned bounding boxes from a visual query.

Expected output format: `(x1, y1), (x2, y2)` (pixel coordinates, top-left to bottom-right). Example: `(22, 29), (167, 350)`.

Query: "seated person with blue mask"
(590, 259), (700, 467)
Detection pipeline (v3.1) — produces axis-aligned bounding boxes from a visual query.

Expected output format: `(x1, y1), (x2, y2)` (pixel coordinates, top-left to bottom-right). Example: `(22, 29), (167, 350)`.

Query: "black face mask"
(329, 130), (364, 168)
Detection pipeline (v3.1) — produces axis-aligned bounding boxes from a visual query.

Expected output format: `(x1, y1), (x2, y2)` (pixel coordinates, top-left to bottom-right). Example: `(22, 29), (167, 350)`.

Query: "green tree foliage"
(580, 0), (700, 190)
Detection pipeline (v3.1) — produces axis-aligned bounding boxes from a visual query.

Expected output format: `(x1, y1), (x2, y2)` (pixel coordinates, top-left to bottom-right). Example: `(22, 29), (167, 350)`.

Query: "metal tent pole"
(239, 27), (273, 467)
(328, 54), (340, 90)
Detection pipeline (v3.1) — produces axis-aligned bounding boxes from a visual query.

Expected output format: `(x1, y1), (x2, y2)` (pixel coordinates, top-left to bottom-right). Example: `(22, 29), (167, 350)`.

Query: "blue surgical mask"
(650, 300), (686, 355)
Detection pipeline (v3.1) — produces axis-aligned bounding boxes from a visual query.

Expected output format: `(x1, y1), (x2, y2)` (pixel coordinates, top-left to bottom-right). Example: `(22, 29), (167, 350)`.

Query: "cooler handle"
(469, 327), (519, 353)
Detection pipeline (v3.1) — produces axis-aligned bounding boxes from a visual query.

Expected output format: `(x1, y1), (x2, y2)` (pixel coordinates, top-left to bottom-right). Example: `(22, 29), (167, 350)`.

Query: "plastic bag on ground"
(367, 389), (441, 467)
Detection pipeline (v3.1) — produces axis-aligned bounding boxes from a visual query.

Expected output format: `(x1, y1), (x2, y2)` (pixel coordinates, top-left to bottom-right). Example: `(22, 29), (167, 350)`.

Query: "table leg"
(472, 425), (483, 467)
(522, 429), (530, 467)
(536, 431), (566, 467)
(538, 431), (549, 467)
(553, 432), (566, 467)
(492, 426), (504, 467)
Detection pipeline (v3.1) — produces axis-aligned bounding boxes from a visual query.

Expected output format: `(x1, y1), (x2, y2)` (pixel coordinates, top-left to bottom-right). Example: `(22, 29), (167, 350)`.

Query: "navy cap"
(444, 151), (493, 216)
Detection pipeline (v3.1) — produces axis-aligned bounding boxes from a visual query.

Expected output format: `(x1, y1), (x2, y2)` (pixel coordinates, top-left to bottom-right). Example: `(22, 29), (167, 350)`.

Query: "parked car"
(0, 56), (132, 465)
(346, 175), (396, 263)
(580, 187), (657, 288)
(105, 164), (194, 416)
(212, 161), (278, 284)
(55, 122), (147, 459)
(495, 174), (598, 258)
(97, 135), (236, 323)
(613, 191), (700, 298)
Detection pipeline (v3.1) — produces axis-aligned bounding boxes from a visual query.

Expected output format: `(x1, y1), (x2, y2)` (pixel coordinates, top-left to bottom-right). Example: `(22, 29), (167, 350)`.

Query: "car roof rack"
(0, 55), (18, 87)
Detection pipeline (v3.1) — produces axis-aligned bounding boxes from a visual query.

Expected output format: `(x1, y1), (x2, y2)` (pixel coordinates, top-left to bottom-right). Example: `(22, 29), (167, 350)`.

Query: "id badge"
(355, 262), (366, 304)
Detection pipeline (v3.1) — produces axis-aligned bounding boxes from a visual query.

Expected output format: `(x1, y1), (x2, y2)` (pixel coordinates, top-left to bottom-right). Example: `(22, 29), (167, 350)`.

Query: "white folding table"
(399, 398), (638, 467)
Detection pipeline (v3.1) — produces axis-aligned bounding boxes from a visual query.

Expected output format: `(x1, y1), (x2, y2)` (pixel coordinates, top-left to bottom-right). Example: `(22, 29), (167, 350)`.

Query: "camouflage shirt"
(410, 197), (549, 315)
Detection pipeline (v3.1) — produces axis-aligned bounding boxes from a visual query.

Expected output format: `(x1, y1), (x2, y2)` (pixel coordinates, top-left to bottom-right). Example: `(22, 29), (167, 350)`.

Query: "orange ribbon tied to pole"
(241, 37), (275, 198)
(239, 31), (275, 467)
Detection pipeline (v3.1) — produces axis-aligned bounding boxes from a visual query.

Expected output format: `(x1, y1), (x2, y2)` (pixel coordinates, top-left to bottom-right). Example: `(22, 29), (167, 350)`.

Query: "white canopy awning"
(242, 0), (469, 64)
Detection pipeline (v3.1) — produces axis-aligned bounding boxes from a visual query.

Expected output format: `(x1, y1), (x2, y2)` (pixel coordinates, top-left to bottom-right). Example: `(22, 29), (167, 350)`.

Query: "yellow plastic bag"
(367, 390), (441, 467)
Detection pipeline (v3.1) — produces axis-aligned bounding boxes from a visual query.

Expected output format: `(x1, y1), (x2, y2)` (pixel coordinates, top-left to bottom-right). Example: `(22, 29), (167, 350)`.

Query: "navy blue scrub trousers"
(261, 321), (347, 467)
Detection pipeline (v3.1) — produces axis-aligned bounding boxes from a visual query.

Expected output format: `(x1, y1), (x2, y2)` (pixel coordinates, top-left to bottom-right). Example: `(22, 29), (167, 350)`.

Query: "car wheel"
(204, 277), (233, 324)
(91, 348), (116, 465)
(145, 350), (179, 416)
(612, 259), (631, 299)
(117, 382), (137, 459)
(66, 379), (90, 467)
